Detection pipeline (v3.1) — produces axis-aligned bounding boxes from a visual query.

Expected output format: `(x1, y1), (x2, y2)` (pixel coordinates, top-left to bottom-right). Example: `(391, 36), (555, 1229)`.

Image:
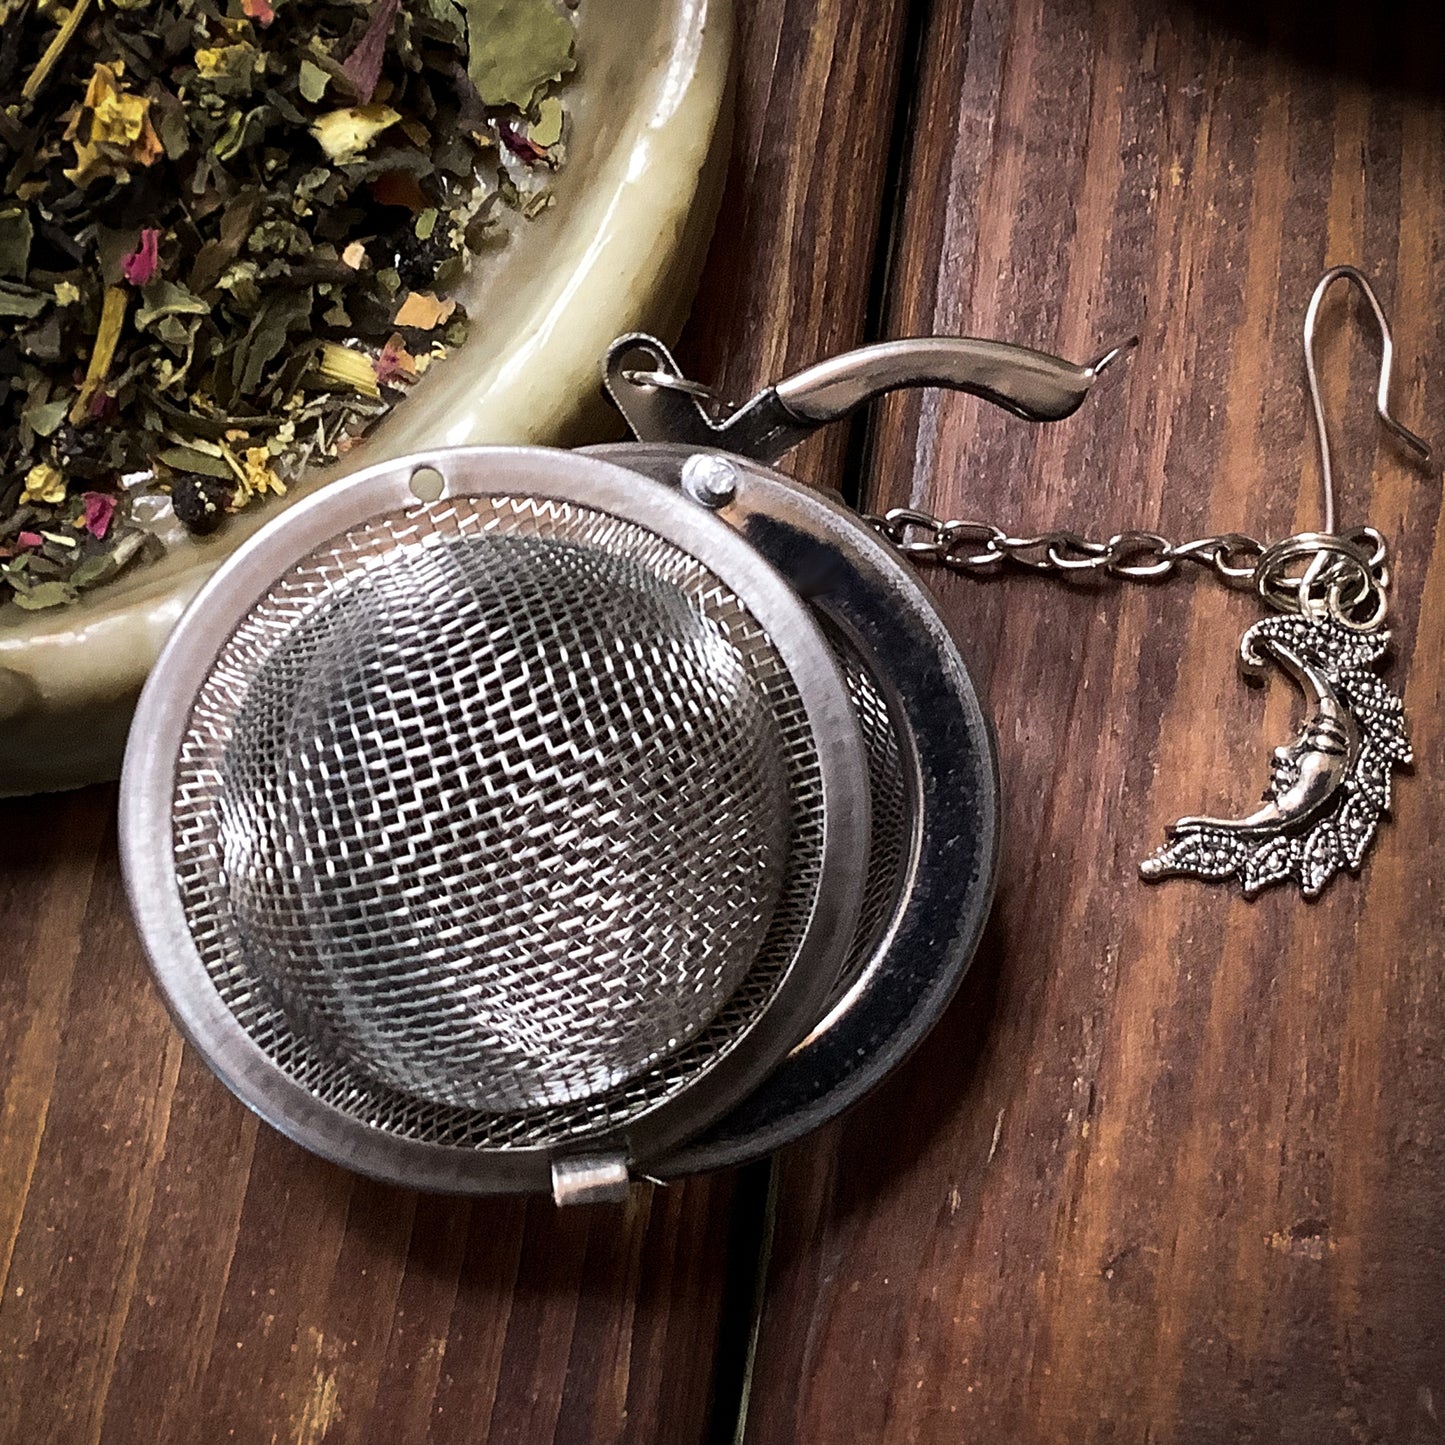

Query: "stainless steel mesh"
(171, 496), (823, 1126)
(827, 633), (910, 996)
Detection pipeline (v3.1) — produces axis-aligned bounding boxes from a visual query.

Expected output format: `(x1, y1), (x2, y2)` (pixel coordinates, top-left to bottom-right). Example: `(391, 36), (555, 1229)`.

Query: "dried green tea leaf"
(23, 398), (69, 438)
(69, 552), (120, 589)
(298, 58), (330, 103)
(0, 208), (33, 279)
(232, 289), (313, 398)
(0, 279), (47, 317)
(11, 581), (77, 610)
(135, 280), (211, 331)
(529, 95), (563, 148)
(157, 446), (234, 479)
(461, 0), (575, 110)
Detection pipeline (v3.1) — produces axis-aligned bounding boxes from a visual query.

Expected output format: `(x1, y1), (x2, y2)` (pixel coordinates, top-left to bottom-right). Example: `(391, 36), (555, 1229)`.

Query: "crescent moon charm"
(1140, 614), (1411, 897)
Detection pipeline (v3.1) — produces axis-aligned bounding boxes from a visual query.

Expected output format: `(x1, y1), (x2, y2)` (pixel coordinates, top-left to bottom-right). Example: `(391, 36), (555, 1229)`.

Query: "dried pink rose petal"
(342, 0), (402, 104)
(81, 492), (117, 539)
(499, 121), (548, 165)
(121, 228), (161, 287)
(374, 334), (418, 386)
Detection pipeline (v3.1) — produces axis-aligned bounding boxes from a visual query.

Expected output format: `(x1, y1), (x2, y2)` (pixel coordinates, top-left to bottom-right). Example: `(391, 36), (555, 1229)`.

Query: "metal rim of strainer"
(120, 447), (872, 1195)
(585, 446), (1001, 1176)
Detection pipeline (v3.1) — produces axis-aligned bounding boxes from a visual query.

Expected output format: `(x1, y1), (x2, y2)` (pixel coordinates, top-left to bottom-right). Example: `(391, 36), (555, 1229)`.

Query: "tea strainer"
(121, 331), (1121, 1201)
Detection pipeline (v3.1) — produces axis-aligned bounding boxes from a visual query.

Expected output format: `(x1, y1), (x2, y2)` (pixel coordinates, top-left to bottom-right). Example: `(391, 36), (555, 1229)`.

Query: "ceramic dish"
(0, 0), (732, 795)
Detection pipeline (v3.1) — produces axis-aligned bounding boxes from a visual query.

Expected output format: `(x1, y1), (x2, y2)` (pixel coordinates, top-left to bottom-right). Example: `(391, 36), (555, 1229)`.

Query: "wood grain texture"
(9, 2), (1445, 1442)
(0, 3), (909, 1442)
(742, 2), (1445, 1443)
(678, 0), (913, 482)
(0, 787), (740, 1445)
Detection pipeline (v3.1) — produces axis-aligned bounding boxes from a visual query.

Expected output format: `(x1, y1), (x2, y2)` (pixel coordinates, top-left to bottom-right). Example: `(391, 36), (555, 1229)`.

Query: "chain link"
(863, 507), (1274, 585)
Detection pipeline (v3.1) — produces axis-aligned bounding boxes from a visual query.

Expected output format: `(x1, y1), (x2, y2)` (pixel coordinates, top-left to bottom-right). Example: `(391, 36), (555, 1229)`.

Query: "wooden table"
(4, 1), (1444, 1440)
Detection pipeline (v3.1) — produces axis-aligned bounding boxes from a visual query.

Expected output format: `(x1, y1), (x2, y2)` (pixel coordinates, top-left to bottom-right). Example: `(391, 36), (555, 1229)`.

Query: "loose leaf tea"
(0, 0), (576, 609)
(462, 0), (574, 110)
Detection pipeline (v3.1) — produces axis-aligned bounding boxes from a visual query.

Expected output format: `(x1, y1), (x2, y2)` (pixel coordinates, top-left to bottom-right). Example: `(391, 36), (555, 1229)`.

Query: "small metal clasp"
(603, 332), (1136, 466)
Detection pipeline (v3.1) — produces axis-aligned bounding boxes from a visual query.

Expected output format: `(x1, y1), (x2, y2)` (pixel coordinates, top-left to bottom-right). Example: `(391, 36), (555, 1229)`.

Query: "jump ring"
(1255, 532), (1385, 628)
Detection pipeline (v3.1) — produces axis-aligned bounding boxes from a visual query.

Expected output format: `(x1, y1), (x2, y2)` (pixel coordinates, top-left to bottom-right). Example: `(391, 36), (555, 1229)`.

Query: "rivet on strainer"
(121, 332), (1118, 1203)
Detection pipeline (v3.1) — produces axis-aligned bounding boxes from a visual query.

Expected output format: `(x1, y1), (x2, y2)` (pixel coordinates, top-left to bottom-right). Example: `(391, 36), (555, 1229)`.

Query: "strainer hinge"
(550, 1149), (632, 1206)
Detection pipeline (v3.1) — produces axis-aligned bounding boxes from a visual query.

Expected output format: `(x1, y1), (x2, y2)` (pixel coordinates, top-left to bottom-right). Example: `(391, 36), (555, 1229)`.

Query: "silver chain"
(863, 507), (1389, 607)
(862, 508), (1270, 582)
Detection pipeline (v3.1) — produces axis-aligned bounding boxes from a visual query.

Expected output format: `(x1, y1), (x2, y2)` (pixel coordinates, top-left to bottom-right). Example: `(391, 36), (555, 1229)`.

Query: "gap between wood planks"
(701, 1), (939, 1439)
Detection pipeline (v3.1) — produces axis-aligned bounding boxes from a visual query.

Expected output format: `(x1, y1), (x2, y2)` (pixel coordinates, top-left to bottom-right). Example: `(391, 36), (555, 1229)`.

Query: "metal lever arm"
(774, 336), (1134, 423)
(603, 332), (1135, 466)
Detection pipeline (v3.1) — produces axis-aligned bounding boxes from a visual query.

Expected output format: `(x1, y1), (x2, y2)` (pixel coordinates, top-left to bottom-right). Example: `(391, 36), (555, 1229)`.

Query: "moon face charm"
(1140, 615), (1411, 897)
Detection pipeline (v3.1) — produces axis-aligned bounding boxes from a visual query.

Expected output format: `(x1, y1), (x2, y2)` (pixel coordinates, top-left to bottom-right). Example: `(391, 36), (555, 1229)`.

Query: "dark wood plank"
(679, 0), (914, 483)
(0, 1), (913, 1440)
(0, 786), (742, 1445)
(743, 2), (1445, 1441)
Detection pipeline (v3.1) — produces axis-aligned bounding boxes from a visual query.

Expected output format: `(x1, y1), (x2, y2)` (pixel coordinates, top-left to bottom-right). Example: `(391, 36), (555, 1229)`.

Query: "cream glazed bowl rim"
(0, 0), (734, 795)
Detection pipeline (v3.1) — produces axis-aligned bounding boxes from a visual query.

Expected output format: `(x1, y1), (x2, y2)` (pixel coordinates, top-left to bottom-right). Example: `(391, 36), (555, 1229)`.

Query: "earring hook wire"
(1303, 264), (1432, 534)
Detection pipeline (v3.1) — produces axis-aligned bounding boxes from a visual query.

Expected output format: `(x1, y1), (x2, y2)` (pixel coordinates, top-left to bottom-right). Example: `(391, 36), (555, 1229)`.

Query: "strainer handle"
(603, 332), (1135, 466)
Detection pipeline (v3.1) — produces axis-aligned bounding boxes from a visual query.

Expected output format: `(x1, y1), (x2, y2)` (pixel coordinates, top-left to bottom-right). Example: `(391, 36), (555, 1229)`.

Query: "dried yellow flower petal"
(21, 461), (66, 505)
(309, 105), (401, 164)
(63, 62), (164, 185)
(225, 444), (289, 509)
(243, 446), (287, 497)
